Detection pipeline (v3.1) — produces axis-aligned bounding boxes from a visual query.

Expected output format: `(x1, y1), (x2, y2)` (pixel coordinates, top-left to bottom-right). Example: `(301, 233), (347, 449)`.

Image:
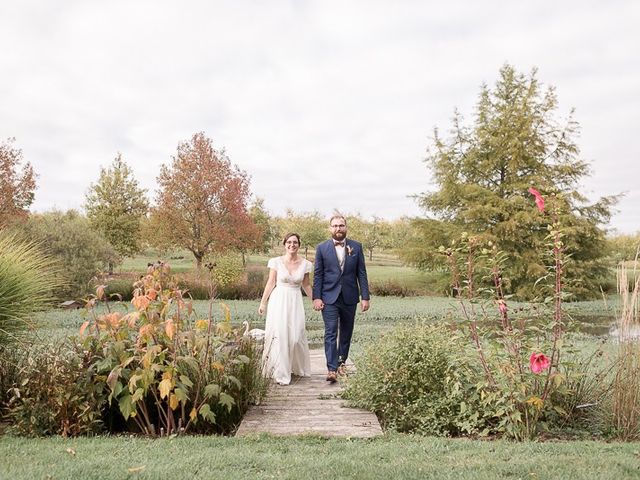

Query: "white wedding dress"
(263, 256), (312, 385)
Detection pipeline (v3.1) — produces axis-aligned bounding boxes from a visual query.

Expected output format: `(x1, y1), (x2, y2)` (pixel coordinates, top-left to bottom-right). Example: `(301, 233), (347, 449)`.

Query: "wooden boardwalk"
(235, 349), (383, 438)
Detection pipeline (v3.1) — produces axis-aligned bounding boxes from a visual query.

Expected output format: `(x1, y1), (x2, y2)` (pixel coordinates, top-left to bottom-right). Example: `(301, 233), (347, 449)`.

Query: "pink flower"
(528, 187), (545, 213)
(529, 352), (550, 374)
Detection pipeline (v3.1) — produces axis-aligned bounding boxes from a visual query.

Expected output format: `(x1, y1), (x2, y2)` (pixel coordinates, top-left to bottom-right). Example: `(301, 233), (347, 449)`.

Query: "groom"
(313, 214), (370, 383)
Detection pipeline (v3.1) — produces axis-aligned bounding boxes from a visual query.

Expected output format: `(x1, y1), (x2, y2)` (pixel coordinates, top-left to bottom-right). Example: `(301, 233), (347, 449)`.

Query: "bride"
(258, 232), (313, 385)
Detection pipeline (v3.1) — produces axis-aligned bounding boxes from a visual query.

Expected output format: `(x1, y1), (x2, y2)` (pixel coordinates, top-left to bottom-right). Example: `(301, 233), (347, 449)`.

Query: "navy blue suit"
(313, 238), (370, 371)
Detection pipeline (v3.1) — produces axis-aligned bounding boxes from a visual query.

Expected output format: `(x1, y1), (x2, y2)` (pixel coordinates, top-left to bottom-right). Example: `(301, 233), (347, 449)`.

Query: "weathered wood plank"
(235, 349), (382, 438)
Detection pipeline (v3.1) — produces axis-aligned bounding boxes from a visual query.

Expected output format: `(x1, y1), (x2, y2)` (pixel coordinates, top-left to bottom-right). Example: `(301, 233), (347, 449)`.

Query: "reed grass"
(0, 233), (59, 343)
(610, 262), (640, 439)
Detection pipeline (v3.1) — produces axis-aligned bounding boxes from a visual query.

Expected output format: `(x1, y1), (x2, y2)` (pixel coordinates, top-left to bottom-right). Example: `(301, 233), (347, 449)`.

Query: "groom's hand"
(361, 300), (370, 312)
(313, 299), (324, 311)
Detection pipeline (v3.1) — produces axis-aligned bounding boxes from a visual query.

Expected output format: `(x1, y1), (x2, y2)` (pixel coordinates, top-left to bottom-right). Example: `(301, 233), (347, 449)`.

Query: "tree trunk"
(194, 252), (204, 270)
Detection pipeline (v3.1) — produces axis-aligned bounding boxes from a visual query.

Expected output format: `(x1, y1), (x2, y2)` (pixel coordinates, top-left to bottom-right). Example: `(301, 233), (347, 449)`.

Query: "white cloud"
(0, 0), (638, 233)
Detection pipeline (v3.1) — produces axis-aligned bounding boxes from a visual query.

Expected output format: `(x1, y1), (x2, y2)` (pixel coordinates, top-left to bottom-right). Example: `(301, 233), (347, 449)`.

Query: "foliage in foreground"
(4, 264), (269, 437)
(0, 233), (58, 344)
(3, 341), (106, 436)
(348, 190), (621, 440)
(343, 323), (488, 436)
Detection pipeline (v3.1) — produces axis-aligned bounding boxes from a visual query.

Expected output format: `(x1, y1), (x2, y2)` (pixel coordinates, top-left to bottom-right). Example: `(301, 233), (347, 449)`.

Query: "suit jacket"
(312, 238), (370, 305)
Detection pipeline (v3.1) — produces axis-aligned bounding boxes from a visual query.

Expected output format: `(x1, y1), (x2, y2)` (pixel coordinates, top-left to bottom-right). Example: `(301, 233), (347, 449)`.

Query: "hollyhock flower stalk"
(529, 352), (550, 374)
(528, 187), (545, 213)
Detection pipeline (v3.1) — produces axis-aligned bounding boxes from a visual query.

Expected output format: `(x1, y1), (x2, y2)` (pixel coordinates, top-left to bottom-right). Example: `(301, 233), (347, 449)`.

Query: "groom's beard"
(331, 231), (346, 241)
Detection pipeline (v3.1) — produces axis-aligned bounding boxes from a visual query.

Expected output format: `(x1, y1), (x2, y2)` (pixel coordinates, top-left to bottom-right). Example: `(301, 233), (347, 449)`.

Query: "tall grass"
(0, 233), (59, 343)
(610, 263), (640, 439)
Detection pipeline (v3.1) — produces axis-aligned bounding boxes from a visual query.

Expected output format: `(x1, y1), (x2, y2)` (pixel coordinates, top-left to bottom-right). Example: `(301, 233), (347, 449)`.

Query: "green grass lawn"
(32, 294), (618, 359)
(2, 434), (639, 480)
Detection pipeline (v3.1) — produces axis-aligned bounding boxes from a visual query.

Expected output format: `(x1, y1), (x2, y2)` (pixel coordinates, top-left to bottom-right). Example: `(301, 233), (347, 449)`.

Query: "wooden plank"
(235, 348), (382, 438)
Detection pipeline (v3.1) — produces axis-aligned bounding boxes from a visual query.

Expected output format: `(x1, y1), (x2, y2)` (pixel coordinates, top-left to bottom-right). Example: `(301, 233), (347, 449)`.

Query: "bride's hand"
(258, 303), (266, 315)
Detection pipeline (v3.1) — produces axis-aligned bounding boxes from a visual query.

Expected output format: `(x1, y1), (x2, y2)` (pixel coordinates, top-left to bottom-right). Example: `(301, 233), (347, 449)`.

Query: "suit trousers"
(322, 293), (357, 371)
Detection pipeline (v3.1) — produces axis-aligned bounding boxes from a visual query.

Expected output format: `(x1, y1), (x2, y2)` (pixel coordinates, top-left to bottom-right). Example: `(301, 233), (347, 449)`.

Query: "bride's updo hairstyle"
(283, 232), (301, 245)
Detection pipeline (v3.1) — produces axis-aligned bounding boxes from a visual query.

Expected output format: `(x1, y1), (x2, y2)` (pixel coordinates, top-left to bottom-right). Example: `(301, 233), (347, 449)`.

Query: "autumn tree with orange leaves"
(151, 132), (260, 268)
(0, 138), (36, 229)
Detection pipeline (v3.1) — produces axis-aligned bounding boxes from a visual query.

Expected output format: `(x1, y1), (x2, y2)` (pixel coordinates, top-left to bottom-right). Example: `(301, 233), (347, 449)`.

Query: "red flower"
(528, 187), (545, 213)
(529, 352), (550, 374)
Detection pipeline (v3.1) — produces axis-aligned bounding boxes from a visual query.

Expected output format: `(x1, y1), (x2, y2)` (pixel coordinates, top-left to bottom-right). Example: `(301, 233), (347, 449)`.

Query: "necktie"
(334, 241), (344, 247)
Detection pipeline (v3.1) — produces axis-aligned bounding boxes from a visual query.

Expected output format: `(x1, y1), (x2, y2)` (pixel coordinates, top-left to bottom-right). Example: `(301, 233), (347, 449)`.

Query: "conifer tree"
(406, 65), (618, 298)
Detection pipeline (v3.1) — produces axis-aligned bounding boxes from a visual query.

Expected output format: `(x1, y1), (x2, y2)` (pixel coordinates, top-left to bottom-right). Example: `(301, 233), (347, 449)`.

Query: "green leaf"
(226, 375), (241, 389)
(131, 387), (145, 403)
(218, 392), (235, 412)
(177, 355), (200, 371)
(119, 394), (134, 420)
(204, 383), (220, 399)
(174, 387), (189, 404)
(199, 403), (216, 423)
(179, 375), (194, 388)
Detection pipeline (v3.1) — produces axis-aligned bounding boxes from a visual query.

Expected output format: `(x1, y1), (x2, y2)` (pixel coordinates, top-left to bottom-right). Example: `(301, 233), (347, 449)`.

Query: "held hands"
(313, 299), (325, 311)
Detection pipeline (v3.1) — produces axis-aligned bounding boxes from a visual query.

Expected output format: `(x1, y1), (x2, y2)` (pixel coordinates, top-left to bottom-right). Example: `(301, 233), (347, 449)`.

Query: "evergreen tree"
(406, 65), (618, 299)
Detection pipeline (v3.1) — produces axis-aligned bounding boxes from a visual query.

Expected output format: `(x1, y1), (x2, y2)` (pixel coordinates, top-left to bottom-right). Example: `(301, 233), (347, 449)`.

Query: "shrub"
(5, 341), (107, 436)
(434, 191), (609, 440)
(369, 280), (419, 297)
(11, 210), (117, 299)
(0, 233), (58, 343)
(105, 276), (136, 301)
(178, 268), (265, 300)
(342, 323), (488, 436)
(208, 254), (244, 288)
(79, 264), (268, 436)
(0, 345), (21, 415)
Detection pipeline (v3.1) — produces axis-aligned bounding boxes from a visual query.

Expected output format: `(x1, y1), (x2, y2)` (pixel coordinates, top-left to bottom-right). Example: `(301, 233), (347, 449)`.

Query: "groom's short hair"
(329, 214), (346, 226)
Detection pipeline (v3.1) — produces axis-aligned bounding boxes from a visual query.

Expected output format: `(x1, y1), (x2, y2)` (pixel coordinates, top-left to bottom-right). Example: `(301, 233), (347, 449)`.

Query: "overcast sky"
(1, 1), (638, 233)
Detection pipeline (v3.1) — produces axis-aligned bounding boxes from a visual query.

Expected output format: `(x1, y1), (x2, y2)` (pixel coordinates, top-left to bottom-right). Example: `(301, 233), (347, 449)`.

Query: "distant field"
(119, 248), (443, 294)
(33, 293), (619, 360)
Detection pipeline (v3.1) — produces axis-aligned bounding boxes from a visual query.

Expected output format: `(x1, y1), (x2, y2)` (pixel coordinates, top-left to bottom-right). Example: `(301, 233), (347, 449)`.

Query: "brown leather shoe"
(337, 364), (347, 377)
(326, 371), (337, 383)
